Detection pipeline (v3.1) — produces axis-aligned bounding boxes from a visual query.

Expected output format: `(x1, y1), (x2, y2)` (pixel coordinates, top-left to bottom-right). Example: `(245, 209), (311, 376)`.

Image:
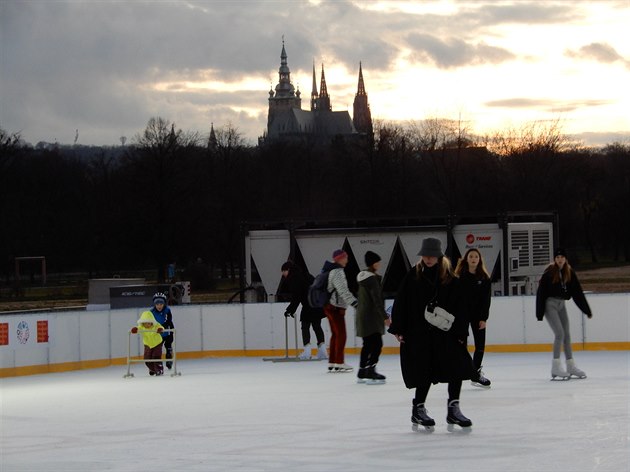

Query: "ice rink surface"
(1, 351), (629, 472)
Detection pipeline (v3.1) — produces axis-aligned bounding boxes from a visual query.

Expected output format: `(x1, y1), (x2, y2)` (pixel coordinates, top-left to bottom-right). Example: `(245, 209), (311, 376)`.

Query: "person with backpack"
(320, 249), (358, 373)
(356, 251), (390, 384)
(280, 261), (327, 360)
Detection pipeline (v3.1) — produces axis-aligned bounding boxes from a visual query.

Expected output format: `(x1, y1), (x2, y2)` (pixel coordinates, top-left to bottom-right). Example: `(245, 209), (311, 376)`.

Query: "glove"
(131, 327), (138, 333)
(284, 310), (294, 318)
(157, 327), (164, 333)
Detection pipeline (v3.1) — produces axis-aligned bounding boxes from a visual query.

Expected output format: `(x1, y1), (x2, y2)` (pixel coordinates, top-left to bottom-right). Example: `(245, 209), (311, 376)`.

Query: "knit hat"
(152, 292), (167, 305)
(332, 249), (348, 262)
(364, 250), (381, 267)
(281, 261), (294, 271)
(418, 238), (443, 257)
(554, 247), (568, 258)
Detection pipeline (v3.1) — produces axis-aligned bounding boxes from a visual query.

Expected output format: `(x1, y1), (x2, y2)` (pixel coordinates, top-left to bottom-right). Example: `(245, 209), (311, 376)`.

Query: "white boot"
(566, 358), (587, 379)
(316, 343), (328, 360)
(551, 358), (570, 380)
(298, 344), (312, 360)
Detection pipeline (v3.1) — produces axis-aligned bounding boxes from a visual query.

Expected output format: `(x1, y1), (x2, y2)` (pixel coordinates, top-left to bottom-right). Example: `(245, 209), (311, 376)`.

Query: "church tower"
(310, 62), (319, 111)
(352, 62), (372, 135)
(267, 39), (302, 131)
(317, 64), (332, 112)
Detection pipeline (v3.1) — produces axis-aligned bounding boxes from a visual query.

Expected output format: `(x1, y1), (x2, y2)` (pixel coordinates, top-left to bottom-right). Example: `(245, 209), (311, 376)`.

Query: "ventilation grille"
(511, 231), (530, 267)
(532, 230), (551, 266)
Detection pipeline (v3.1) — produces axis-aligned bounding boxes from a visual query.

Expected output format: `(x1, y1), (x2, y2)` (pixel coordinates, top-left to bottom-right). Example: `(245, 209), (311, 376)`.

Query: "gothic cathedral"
(264, 40), (373, 143)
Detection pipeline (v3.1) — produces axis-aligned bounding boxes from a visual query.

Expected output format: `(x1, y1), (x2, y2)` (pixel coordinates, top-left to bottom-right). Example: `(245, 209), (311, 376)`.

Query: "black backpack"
(307, 269), (333, 308)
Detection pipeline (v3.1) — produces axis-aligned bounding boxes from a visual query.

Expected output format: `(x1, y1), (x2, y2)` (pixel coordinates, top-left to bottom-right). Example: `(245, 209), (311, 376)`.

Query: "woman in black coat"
(280, 261), (327, 360)
(389, 238), (473, 431)
(455, 248), (492, 388)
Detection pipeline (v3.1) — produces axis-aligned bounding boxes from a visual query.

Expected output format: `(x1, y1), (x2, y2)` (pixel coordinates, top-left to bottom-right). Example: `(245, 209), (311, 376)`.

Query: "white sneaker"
(298, 344), (312, 360)
(316, 343), (328, 360)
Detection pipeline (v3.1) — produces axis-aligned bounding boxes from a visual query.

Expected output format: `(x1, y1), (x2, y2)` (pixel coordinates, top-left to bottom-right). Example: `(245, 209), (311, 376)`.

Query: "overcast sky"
(1, 0), (629, 147)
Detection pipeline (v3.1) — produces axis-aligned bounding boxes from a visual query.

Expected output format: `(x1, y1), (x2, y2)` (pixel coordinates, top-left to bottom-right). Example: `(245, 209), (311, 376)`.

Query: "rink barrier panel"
(1, 293), (629, 377)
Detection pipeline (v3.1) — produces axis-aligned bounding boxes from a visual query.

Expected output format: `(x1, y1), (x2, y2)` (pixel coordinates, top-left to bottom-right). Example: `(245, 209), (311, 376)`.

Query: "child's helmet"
(153, 292), (167, 305)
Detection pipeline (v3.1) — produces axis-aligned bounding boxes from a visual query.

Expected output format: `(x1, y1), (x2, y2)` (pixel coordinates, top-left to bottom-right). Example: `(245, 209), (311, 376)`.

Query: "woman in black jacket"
(454, 248), (492, 388)
(389, 238), (473, 432)
(280, 261), (327, 360)
(535, 248), (592, 379)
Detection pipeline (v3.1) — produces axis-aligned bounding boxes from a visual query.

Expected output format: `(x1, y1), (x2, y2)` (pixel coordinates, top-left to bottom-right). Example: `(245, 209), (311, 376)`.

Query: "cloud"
(469, 1), (580, 26)
(571, 131), (630, 147)
(405, 34), (515, 68)
(485, 98), (612, 113)
(565, 42), (630, 68)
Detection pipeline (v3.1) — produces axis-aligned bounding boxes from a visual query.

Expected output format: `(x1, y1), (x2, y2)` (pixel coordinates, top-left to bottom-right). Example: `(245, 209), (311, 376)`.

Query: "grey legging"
(545, 297), (573, 359)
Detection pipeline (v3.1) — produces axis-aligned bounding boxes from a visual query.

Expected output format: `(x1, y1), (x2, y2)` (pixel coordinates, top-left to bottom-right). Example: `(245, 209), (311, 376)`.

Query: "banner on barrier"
(0, 318), (50, 348)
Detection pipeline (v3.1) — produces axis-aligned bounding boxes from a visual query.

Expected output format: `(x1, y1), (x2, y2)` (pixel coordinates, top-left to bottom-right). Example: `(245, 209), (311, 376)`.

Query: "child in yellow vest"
(131, 311), (165, 376)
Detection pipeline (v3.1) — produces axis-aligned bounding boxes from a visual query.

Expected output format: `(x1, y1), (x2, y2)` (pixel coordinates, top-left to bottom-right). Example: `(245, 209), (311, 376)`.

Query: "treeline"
(1, 117), (629, 283)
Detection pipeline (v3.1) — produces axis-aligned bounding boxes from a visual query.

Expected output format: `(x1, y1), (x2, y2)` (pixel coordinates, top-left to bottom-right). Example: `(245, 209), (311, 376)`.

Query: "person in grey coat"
(356, 251), (391, 384)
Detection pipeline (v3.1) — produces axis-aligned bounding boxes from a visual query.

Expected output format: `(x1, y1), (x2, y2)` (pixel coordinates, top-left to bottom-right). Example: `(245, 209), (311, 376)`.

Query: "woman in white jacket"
(322, 249), (357, 373)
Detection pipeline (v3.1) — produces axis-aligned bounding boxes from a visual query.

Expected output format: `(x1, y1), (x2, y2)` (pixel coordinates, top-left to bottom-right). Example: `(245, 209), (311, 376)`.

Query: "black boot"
(365, 365), (386, 385)
(471, 367), (491, 388)
(411, 399), (435, 431)
(447, 399), (472, 429)
(357, 367), (368, 384)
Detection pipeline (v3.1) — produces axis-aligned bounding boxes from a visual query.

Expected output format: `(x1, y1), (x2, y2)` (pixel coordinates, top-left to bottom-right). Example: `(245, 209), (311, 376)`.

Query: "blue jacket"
(151, 306), (174, 338)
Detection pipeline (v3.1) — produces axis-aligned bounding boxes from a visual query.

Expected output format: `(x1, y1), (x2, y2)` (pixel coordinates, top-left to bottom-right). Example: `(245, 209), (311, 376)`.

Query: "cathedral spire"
(356, 61), (366, 96)
(353, 61), (373, 136)
(267, 37), (302, 133)
(311, 61), (319, 111)
(318, 64), (331, 111)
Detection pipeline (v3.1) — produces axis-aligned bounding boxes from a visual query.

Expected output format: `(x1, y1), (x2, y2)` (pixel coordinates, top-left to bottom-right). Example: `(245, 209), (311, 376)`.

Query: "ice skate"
(298, 344), (312, 360)
(566, 359), (587, 379)
(471, 367), (491, 389)
(551, 358), (570, 380)
(328, 363), (353, 373)
(411, 400), (435, 432)
(446, 400), (472, 431)
(357, 367), (368, 383)
(365, 365), (386, 385)
(316, 343), (328, 360)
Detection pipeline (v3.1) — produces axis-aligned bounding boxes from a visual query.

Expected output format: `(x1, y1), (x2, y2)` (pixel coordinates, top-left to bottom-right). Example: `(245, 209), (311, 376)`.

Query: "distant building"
(262, 40), (373, 144)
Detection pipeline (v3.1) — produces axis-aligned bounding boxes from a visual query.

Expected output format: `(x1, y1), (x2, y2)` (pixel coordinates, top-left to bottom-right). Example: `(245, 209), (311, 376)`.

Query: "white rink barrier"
(124, 329), (181, 378)
(1, 293), (629, 377)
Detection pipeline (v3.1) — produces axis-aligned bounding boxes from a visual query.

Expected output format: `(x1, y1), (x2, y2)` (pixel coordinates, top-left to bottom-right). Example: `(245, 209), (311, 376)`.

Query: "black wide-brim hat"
(418, 237), (443, 258)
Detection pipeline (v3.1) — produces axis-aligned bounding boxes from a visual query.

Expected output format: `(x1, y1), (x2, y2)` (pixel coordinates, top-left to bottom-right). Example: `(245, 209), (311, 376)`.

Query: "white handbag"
(424, 302), (455, 331)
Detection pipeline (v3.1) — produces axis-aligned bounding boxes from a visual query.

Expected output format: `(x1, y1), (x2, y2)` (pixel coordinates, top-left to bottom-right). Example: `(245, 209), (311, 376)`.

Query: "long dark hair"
(454, 248), (490, 280)
(547, 260), (572, 284)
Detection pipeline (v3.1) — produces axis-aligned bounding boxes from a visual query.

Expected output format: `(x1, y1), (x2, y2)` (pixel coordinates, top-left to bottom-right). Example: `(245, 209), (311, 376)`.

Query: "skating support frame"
(123, 329), (182, 377)
(262, 314), (319, 363)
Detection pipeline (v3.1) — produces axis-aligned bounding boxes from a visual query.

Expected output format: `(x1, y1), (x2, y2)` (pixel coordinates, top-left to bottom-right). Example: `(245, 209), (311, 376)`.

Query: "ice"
(1, 351), (629, 472)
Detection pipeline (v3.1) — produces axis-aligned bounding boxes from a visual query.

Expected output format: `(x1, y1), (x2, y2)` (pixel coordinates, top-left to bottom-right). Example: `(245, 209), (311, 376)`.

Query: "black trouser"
(470, 321), (486, 369)
(359, 333), (383, 368)
(301, 318), (325, 346)
(415, 380), (462, 403)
